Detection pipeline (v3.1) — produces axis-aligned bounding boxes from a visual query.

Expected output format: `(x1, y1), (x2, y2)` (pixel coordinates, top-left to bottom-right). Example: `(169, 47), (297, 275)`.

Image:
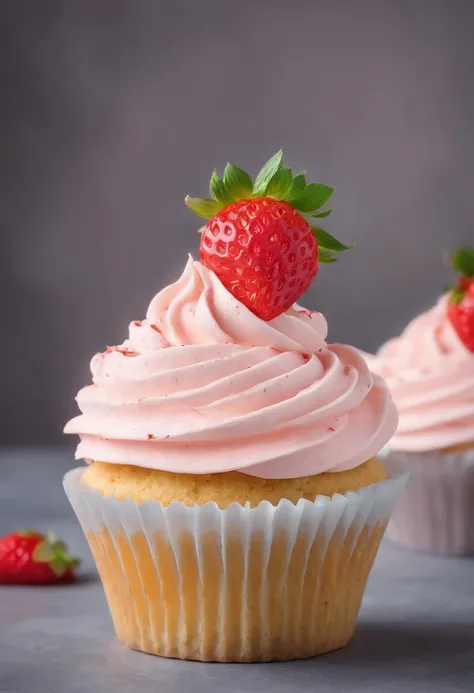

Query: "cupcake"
(64, 152), (404, 662)
(366, 247), (474, 556)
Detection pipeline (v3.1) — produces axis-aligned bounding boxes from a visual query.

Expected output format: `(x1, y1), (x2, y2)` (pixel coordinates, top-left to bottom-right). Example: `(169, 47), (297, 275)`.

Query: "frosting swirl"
(365, 296), (474, 452)
(65, 258), (397, 478)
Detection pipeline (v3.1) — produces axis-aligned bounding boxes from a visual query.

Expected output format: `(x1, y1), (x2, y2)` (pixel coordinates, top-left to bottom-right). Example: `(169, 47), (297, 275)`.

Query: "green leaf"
(185, 196), (222, 219)
(33, 542), (54, 563)
(311, 226), (353, 252)
(210, 170), (234, 205)
(34, 533), (81, 576)
(50, 558), (68, 578)
(52, 540), (67, 553)
(310, 209), (332, 219)
(253, 150), (283, 196)
(319, 248), (337, 263)
(266, 167), (293, 199)
(222, 163), (253, 199)
(286, 171), (307, 203)
(449, 287), (465, 304)
(292, 183), (334, 213)
(452, 246), (474, 277)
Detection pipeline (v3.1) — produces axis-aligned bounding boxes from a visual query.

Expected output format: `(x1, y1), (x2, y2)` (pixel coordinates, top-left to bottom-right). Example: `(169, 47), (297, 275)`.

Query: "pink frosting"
(365, 296), (474, 452)
(65, 257), (397, 478)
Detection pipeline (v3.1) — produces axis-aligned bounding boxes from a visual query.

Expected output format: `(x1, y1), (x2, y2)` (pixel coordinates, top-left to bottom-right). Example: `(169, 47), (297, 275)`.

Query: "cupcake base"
(385, 449), (474, 556)
(64, 464), (407, 662)
(87, 522), (384, 661)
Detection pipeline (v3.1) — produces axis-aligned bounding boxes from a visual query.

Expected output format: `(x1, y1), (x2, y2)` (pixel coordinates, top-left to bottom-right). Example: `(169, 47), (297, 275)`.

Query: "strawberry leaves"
(186, 149), (351, 264)
(290, 183), (334, 213)
(312, 227), (353, 263)
(186, 150), (336, 218)
(184, 197), (221, 218)
(253, 152), (335, 215)
(265, 166), (293, 198)
(33, 532), (80, 578)
(311, 227), (353, 252)
(450, 287), (465, 304)
(451, 246), (474, 277)
(311, 209), (333, 219)
(286, 171), (307, 202)
(319, 248), (338, 263)
(222, 163), (253, 199)
(210, 170), (235, 206)
(252, 150), (284, 196)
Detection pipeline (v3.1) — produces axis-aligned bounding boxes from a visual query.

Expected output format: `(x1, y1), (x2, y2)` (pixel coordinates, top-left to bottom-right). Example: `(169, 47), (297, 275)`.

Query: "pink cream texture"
(65, 258), (397, 478)
(365, 296), (474, 453)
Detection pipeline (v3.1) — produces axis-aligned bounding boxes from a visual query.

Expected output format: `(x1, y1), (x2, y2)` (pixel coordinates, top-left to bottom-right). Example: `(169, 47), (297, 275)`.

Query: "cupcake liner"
(64, 462), (407, 662)
(384, 449), (474, 556)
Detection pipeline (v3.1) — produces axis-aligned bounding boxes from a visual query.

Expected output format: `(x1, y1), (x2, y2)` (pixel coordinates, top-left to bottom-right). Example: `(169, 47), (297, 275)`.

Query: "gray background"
(2, 0), (474, 445)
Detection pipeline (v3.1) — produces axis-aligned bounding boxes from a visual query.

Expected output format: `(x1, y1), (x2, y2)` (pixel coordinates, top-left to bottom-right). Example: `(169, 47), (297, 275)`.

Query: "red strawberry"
(447, 246), (474, 352)
(0, 530), (80, 585)
(185, 150), (352, 321)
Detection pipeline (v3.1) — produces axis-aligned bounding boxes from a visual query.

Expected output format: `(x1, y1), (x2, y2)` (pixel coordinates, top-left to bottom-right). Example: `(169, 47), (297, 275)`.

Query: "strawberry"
(0, 530), (80, 585)
(447, 246), (474, 352)
(185, 150), (352, 321)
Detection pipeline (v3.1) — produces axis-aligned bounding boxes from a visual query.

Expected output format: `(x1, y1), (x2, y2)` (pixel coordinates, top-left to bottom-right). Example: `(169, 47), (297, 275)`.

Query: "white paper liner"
(384, 449), (474, 556)
(63, 462), (407, 662)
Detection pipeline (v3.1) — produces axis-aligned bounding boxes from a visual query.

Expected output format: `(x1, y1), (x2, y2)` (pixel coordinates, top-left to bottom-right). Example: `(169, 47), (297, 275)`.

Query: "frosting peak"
(365, 296), (474, 452)
(65, 258), (397, 478)
(144, 257), (328, 353)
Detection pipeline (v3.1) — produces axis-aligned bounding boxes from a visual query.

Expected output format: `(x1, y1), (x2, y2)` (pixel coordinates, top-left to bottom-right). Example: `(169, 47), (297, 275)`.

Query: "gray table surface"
(1, 448), (473, 692)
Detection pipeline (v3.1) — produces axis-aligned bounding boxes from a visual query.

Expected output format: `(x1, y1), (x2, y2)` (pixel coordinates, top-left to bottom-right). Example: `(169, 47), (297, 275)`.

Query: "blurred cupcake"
(366, 247), (474, 556)
(64, 153), (404, 662)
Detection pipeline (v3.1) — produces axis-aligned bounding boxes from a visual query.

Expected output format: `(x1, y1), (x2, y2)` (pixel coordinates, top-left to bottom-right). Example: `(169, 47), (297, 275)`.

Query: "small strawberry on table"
(0, 530), (80, 585)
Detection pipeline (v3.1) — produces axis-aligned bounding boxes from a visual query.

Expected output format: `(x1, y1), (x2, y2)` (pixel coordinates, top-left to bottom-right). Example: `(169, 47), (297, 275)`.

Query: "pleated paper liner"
(384, 449), (474, 556)
(64, 461), (407, 662)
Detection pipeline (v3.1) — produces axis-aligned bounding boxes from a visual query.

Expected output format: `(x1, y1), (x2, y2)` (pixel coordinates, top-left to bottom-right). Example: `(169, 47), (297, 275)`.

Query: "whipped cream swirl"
(365, 296), (474, 452)
(65, 258), (397, 478)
